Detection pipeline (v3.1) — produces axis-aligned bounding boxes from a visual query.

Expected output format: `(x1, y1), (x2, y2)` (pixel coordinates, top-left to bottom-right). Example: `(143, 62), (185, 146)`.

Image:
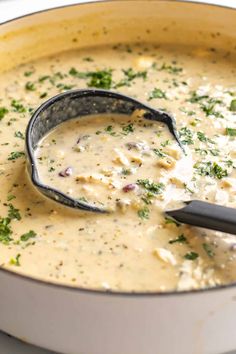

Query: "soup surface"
(0, 43), (236, 292)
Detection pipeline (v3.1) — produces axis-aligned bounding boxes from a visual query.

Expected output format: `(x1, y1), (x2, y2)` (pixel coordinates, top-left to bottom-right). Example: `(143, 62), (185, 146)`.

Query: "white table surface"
(0, 0), (235, 353)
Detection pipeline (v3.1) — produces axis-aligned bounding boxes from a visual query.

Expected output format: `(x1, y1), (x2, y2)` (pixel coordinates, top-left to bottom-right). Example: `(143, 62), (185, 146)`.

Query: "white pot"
(0, 2), (235, 353)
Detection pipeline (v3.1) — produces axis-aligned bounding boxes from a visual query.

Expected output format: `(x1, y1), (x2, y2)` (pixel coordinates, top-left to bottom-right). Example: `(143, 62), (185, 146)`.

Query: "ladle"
(25, 89), (236, 235)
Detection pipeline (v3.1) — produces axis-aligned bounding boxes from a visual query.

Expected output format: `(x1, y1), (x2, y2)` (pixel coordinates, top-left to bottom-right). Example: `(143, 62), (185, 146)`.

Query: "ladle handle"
(166, 200), (236, 235)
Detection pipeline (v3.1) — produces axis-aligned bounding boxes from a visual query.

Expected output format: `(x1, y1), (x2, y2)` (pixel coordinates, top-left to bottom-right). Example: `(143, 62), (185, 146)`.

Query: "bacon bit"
(59, 167), (72, 177)
(123, 183), (137, 192)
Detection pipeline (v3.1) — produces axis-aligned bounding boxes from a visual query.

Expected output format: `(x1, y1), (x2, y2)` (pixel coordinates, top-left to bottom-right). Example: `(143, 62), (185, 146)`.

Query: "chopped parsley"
(38, 75), (51, 82)
(115, 68), (147, 87)
(121, 168), (132, 175)
(188, 92), (223, 117)
(14, 131), (25, 139)
(148, 88), (167, 100)
(194, 161), (228, 179)
(188, 91), (209, 103)
(184, 251), (199, 260)
(9, 253), (21, 266)
(24, 70), (34, 77)
(179, 127), (194, 145)
(229, 99), (236, 112)
(40, 92), (48, 99)
(179, 107), (196, 116)
(83, 57), (94, 62)
(7, 195), (16, 201)
(138, 207), (150, 220)
(160, 63), (183, 74)
(25, 81), (36, 91)
(200, 98), (223, 117)
(11, 99), (26, 113)
(0, 107), (8, 120)
(68, 67), (89, 78)
(153, 148), (167, 158)
(87, 70), (112, 89)
(226, 127), (236, 137)
(169, 234), (187, 244)
(8, 151), (25, 160)
(197, 131), (214, 144)
(137, 179), (165, 194)
(8, 204), (21, 221)
(0, 217), (12, 244)
(209, 149), (220, 156)
(141, 192), (156, 205)
(20, 230), (36, 242)
(161, 140), (171, 147)
(122, 123), (134, 134)
(56, 83), (74, 91)
(202, 243), (214, 258)
(105, 125), (116, 136)
(0, 205), (21, 245)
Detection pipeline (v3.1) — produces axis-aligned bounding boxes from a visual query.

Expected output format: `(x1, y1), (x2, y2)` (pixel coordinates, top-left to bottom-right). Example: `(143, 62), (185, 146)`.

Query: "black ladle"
(166, 200), (236, 235)
(25, 89), (182, 213)
(25, 89), (236, 235)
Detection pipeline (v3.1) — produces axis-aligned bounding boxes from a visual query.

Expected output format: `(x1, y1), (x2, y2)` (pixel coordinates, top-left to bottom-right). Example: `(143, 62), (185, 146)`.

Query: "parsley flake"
(20, 230), (37, 242)
(184, 252), (199, 260)
(169, 234), (187, 244)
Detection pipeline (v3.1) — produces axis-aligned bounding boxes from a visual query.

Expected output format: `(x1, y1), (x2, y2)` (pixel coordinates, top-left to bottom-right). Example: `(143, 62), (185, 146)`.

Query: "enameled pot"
(0, 2), (235, 353)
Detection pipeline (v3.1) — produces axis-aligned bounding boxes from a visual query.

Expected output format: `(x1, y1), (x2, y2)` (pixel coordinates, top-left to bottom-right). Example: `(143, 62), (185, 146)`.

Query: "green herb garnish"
(0, 107), (8, 120)
(188, 91), (209, 103)
(25, 81), (36, 91)
(200, 98), (223, 117)
(169, 234), (187, 244)
(10, 253), (21, 266)
(24, 71), (34, 77)
(153, 148), (167, 158)
(8, 151), (25, 160)
(105, 125), (116, 136)
(226, 127), (236, 137)
(0, 217), (12, 245)
(115, 68), (147, 87)
(8, 204), (21, 221)
(121, 168), (132, 175)
(148, 88), (167, 100)
(122, 123), (134, 134)
(14, 131), (25, 139)
(160, 63), (183, 74)
(229, 99), (236, 112)
(11, 99), (26, 113)
(7, 195), (16, 201)
(40, 92), (48, 99)
(194, 161), (228, 179)
(20, 230), (36, 242)
(179, 127), (194, 145)
(197, 131), (214, 144)
(202, 243), (214, 258)
(87, 70), (112, 89)
(138, 207), (150, 220)
(184, 251), (199, 260)
(68, 67), (89, 79)
(137, 179), (165, 194)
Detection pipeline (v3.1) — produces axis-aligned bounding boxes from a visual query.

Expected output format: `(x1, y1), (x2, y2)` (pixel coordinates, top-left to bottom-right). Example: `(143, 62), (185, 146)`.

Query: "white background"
(0, 0), (235, 353)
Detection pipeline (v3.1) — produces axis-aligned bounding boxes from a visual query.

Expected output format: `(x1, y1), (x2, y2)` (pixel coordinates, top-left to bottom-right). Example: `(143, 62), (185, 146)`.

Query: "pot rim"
(0, 0), (235, 298)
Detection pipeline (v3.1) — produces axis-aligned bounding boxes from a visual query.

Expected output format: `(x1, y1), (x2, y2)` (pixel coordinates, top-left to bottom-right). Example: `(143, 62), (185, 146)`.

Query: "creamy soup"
(0, 43), (236, 292)
(36, 112), (183, 210)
